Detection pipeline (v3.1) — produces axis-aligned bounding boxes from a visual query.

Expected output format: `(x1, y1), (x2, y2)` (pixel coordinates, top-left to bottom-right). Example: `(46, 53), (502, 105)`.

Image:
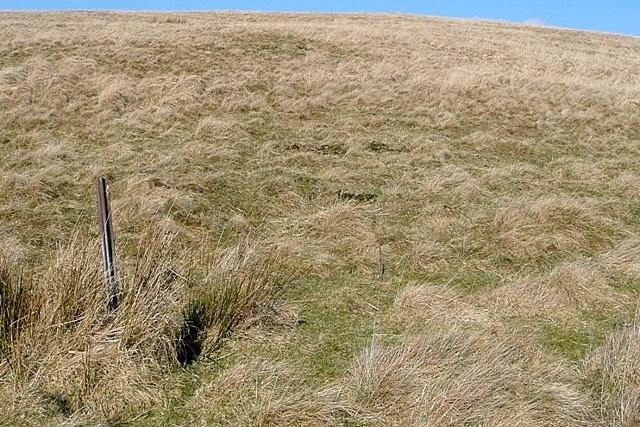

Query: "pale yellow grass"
(581, 317), (640, 427)
(600, 239), (640, 277)
(186, 361), (349, 426)
(0, 234), (183, 424)
(484, 260), (624, 317)
(342, 328), (590, 426)
(1, 10), (640, 426)
(335, 284), (588, 425)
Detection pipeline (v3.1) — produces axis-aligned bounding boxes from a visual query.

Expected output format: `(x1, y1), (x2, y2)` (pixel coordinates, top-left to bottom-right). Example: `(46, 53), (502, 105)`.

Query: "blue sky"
(2, 1), (638, 37)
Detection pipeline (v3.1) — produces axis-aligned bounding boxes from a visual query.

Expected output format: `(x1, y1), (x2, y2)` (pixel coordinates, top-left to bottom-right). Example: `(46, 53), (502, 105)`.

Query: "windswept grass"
(581, 312), (640, 427)
(341, 328), (589, 426)
(0, 230), (290, 424)
(177, 240), (291, 364)
(1, 10), (640, 426)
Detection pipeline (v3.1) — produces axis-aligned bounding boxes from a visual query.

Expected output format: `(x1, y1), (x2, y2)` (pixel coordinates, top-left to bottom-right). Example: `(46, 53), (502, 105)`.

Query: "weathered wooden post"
(96, 177), (119, 312)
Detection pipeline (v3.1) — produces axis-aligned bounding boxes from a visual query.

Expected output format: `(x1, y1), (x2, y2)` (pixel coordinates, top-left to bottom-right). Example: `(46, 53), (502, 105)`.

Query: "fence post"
(96, 177), (119, 312)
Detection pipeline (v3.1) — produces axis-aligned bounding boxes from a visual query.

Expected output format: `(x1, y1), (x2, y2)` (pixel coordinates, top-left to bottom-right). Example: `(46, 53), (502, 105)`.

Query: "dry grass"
(1, 10), (640, 426)
(580, 312), (640, 426)
(0, 234), (180, 424)
(0, 230), (289, 425)
(185, 361), (348, 426)
(341, 329), (589, 426)
(484, 260), (623, 318)
(306, 283), (590, 426)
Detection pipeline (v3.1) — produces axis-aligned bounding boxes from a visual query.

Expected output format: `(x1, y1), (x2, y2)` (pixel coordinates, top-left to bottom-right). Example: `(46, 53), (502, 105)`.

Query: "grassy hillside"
(1, 10), (640, 426)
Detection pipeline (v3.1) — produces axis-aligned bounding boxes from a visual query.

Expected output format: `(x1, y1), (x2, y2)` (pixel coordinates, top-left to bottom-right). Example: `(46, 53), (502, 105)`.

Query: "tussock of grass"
(177, 240), (291, 363)
(334, 283), (594, 426)
(491, 196), (626, 261)
(600, 239), (640, 278)
(186, 361), (348, 426)
(485, 260), (623, 317)
(0, 260), (40, 368)
(393, 283), (495, 327)
(341, 328), (589, 426)
(0, 230), (289, 424)
(580, 313), (640, 426)
(0, 234), (181, 423)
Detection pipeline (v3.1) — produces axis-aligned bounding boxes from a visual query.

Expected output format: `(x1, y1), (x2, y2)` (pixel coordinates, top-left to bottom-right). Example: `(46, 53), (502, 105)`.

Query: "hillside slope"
(1, 11), (640, 426)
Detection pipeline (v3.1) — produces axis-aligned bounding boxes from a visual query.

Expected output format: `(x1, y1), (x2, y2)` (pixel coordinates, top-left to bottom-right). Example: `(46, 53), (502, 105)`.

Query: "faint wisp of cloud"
(523, 18), (545, 26)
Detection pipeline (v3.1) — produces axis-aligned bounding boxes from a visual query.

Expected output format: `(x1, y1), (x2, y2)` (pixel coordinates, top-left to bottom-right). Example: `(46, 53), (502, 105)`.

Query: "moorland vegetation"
(1, 10), (640, 426)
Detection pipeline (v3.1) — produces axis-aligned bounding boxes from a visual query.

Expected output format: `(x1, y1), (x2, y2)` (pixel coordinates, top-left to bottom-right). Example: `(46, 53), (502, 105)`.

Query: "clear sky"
(1, 1), (638, 37)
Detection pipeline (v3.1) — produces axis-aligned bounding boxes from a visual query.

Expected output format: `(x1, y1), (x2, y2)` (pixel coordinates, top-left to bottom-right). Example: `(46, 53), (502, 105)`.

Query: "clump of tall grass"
(340, 323), (590, 426)
(0, 260), (41, 374)
(0, 229), (290, 424)
(339, 326), (590, 426)
(177, 240), (291, 364)
(186, 360), (350, 426)
(580, 311), (640, 427)
(0, 232), (180, 423)
(339, 283), (594, 426)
